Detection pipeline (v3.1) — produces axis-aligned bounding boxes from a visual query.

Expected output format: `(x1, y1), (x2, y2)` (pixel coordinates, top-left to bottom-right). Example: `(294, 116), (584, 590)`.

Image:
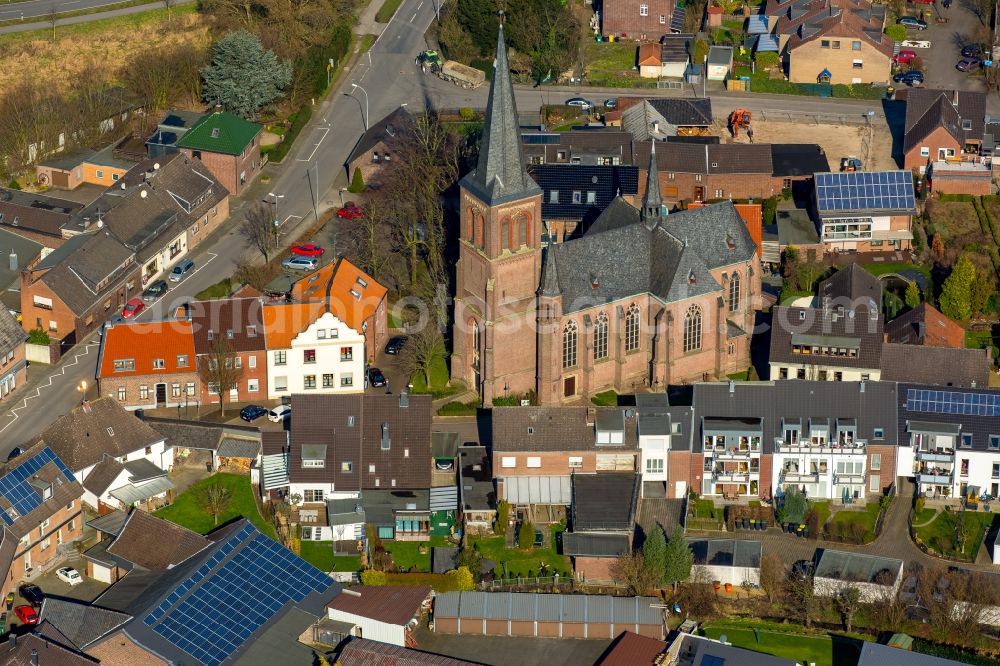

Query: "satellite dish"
(96, 220), (103, 229)
(140, 190), (148, 199)
(153, 162), (160, 170)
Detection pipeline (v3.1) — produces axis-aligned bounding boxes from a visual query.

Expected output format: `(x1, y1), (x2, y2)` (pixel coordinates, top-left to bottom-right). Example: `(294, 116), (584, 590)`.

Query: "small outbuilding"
(326, 585), (432, 647)
(707, 46), (733, 81)
(688, 538), (762, 586)
(813, 550), (903, 602)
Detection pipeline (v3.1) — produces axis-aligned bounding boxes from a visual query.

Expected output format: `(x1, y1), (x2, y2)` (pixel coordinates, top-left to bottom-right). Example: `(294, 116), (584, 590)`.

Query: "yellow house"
(37, 143), (132, 190)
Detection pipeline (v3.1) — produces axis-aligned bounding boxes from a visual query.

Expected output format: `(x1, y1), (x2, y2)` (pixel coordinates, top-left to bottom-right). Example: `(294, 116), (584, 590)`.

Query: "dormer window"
(350, 289), (361, 300)
(356, 277), (368, 288)
(301, 444), (326, 468)
(247, 326), (257, 337)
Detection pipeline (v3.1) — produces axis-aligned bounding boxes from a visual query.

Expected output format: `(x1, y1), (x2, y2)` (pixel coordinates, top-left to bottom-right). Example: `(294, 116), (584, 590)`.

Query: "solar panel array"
(906, 388), (1000, 417)
(0, 447), (74, 526)
(521, 133), (560, 145)
(143, 523), (334, 666)
(815, 171), (915, 213)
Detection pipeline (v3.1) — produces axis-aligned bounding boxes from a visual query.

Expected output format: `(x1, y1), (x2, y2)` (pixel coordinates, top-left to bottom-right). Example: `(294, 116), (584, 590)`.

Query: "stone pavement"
(688, 480), (999, 573)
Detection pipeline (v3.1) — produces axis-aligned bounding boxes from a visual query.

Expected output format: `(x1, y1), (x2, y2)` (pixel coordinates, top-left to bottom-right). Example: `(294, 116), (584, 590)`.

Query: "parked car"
(56, 567), (82, 586)
(892, 50), (917, 64)
(268, 404), (292, 422)
(893, 70), (924, 86)
(6, 447), (21, 462)
(281, 256), (319, 272)
(957, 57), (981, 72)
(290, 244), (325, 257)
(142, 279), (168, 302)
(13, 605), (37, 625)
(603, 98), (618, 109)
(337, 202), (363, 219)
(384, 336), (407, 355)
(962, 44), (985, 58)
(121, 298), (145, 320)
(239, 405), (269, 422)
(898, 16), (927, 29)
(17, 584), (43, 606)
(565, 97), (594, 110)
(367, 367), (387, 388)
(169, 259), (195, 282)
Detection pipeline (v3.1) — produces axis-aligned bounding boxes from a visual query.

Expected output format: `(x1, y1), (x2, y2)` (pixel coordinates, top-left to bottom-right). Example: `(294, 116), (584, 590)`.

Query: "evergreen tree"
(662, 526), (694, 591)
(904, 281), (921, 309)
(201, 30), (292, 120)
(642, 524), (667, 585)
(348, 166), (366, 194)
(940, 255), (975, 321)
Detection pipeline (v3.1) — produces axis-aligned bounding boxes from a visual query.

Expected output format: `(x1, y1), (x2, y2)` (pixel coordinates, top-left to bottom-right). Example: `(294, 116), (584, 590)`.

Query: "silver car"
(282, 256), (318, 271)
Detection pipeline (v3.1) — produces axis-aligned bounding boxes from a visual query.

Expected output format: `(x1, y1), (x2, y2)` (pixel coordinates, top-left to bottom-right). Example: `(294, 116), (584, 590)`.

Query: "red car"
(121, 298), (145, 320)
(14, 605), (38, 625)
(290, 244), (326, 257)
(337, 202), (363, 219)
(893, 50), (917, 64)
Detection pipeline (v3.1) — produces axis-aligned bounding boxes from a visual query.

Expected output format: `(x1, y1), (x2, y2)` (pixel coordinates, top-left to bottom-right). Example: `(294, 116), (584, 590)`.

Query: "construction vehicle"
(415, 51), (486, 88)
(728, 108), (752, 138)
(840, 156), (863, 172)
(415, 50), (443, 72)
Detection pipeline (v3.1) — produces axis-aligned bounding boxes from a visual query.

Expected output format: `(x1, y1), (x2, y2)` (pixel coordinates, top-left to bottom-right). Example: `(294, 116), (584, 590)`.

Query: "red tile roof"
(885, 303), (967, 348)
(596, 631), (667, 665)
(281, 257), (387, 336)
(98, 320), (195, 378)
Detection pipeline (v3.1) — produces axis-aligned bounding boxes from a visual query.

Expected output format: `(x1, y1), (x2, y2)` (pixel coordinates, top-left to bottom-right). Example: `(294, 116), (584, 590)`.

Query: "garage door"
(50, 170), (70, 189)
(91, 563), (113, 583)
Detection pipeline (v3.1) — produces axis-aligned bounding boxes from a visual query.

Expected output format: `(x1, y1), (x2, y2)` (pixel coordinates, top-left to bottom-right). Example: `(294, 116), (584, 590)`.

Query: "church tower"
(451, 25), (543, 406)
(642, 139), (666, 228)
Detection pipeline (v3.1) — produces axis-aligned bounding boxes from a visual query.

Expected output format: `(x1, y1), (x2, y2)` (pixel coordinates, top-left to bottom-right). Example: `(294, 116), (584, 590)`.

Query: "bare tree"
(198, 337), (244, 417)
(0, 79), (66, 174)
(399, 326), (446, 391)
(341, 194), (395, 284)
(123, 50), (183, 113)
(47, 4), (58, 41)
(870, 570), (907, 632)
(835, 586), (863, 633)
(759, 553), (786, 604)
(195, 477), (233, 525)
(787, 574), (819, 628)
(233, 251), (279, 293)
(241, 203), (278, 262)
(679, 568), (719, 619)
(610, 551), (659, 596)
(972, 0), (993, 25)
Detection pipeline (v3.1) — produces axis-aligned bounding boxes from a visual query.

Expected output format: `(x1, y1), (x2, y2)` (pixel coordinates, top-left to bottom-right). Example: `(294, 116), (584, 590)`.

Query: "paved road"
(0, 0), (193, 34)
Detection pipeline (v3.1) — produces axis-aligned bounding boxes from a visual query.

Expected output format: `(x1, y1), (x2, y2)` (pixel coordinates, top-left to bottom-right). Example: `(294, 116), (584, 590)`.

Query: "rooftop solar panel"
(0, 448), (72, 526)
(815, 171), (915, 213)
(905, 388), (1000, 417)
(144, 526), (334, 666)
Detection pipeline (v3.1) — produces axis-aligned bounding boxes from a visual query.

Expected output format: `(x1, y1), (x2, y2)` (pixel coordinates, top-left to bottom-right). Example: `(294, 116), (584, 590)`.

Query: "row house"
(0, 187), (83, 250)
(896, 383), (1000, 502)
(0, 447), (85, 599)
(262, 393), (433, 542)
(0, 308), (27, 403)
(903, 89), (986, 173)
(188, 297), (268, 406)
(24, 398), (171, 511)
(633, 141), (777, 203)
(812, 170), (915, 253)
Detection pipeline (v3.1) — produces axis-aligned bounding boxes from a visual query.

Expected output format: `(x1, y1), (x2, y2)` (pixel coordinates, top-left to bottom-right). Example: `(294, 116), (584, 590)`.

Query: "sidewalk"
(355, 0), (387, 37)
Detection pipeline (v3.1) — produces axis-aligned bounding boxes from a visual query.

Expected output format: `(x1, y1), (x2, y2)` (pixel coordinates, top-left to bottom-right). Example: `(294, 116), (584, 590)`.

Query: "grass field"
(385, 537), (449, 573)
(410, 355), (460, 399)
(701, 625), (836, 666)
(591, 390), (618, 406)
(195, 278), (233, 301)
(583, 40), (655, 88)
(469, 526), (571, 578)
(375, 0), (403, 22)
(828, 502), (880, 542)
(810, 500), (831, 530)
(913, 510), (998, 561)
(297, 542), (362, 572)
(155, 473), (278, 540)
(913, 507), (937, 525)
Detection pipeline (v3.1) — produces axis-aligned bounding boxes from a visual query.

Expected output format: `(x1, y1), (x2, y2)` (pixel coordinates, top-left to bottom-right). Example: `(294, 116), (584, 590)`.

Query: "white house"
(635, 394), (692, 500)
(81, 456), (174, 511)
(813, 550), (903, 602)
(326, 585), (432, 646)
(263, 304), (366, 400)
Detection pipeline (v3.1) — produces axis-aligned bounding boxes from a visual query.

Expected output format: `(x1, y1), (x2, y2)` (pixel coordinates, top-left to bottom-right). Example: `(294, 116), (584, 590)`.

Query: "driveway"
(7, 557), (109, 631)
(902, 1), (990, 92)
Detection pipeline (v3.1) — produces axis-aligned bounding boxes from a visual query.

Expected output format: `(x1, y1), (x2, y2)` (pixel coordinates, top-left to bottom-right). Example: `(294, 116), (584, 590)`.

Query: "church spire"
(460, 24), (541, 206)
(641, 139), (664, 229)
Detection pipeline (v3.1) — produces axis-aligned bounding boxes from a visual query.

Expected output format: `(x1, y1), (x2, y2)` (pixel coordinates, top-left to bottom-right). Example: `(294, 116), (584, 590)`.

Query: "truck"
(416, 51), (485, 89)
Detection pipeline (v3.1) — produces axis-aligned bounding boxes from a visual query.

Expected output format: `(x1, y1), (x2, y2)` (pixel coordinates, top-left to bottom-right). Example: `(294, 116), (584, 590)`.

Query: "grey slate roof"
(33, 231), (134, 317)
(0, 305), (26, 357)
(86, 509), (128, 536)
(692, 380), (899, 453)
(548, 201), (751, 313)
(770, 143), (831, 177)
(0, 227), (42, 291)
(492, 406), (638, 452)
(528, 164), (638, 222)
(904, 89), (986, 155)
(520, 129), (634, 165)
(857, 640), (970, 666)
(460, 26), (542, 206)
(819, 263), (881, 307)
(28, 398), (164, 473)
(648, 98), (713, 126)
(621, 100), (678, 141)
(39, 597), (132, 650)
(335, 638), (485, 665)
(571, 473), (638, 531)
(121, 458), (164, 483)
(144, 417), (260, 452)
(217, 436), (261, 458)
(897, 382), (1000, 451)
(562, 532), (629, 557)
(234, 607), (320, 666)
(769, 305), (884, 370)
(880, 344), (990, 388)
(345, 106), (415, 167)
(82, 456), (126, 496)
(361, 489), (429, 526)
(0, 188), (83, 240)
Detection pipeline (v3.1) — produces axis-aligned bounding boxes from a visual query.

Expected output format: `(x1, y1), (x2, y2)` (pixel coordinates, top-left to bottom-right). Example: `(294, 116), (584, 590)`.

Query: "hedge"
(385, 572), (467, 591)
(265, 103), (312, 164)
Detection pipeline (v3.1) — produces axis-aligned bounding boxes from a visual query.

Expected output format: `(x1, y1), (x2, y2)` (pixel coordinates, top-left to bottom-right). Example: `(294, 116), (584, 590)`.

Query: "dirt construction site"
(709, 115), (896, 172)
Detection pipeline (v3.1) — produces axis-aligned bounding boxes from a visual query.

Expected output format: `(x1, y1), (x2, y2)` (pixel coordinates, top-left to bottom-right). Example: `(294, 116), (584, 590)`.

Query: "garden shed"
(707, 46), (733, 81)
(687, 538), (762, 586)
(813, 550), (903, 602)
(432, 592), (663, 639)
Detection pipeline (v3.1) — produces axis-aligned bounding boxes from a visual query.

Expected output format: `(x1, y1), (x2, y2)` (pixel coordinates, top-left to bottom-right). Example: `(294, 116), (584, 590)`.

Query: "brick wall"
(904, 127), (961, 171)
(757, 453), (774, 500)
(99, 370), (199, 410)
(1, 503), (83, 599)
(186, 195), (231, 250)
(640, 170), (777, 203)
(198, 350), (268, 405)
(929, 174), (992, 196)
(573, 556), (619, 583)
(667, 450), (693, 498)
(869, 444), (896, 495)
(348, 138), (392, 188)
(689, 450), (707, 495)
(494, 451), (601, 477)
(603, 0), (675, 39)
(179, 141), (261, 198)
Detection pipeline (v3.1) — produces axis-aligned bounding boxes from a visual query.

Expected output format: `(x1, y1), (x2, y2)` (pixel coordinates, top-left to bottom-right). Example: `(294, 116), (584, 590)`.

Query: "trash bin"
(206, 461), (213, 473)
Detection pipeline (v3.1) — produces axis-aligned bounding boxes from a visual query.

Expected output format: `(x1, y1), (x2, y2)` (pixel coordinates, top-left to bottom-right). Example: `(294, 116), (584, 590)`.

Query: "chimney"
(215, 103), (223, 113)
(652, 120), (659, 135)
(399, 392), (409, 409)
(917, 321), (926, 340)
(8, 251), (16, 273)
(7, 634), (15, 649)
(953, 90), (959, 107)
(586, 406), (597, 425)
(729, 380), (735, 394)
(30, 649), (37, 666)
(83, 216), (91, 229)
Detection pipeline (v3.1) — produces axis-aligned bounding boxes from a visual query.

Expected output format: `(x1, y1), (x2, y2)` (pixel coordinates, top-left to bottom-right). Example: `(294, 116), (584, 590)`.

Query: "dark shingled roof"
(0, 188), (83, 239)
(596, 631), (667, 666)
(571, 473), (638, 531)
(770, 143), (831, 177)
(885, 303), (966, 348)
(188, 297), (266, 354)
(82, 456), (126, 496)
(458, 446), (494, 511)
(0, 306), (26, 358)
(769, 305), (884, 370)
(634, 142), (774, 175)
(520, 129), (634, 165)
(31, 231), (135, 317)
(562, 532), (630, 557)
(0, 631), (98, 666)
(289, 393), (432, 488)
(692, 380), (898, 454)
(544, 200), (755, 313)
(336, 638), (485, 665)
(492, 406), (639, 452)
(327, 585), (431, 625)
(689, 538), (762, 567)
(106, 509), (210, 570)
(819, 263), (881, 307)
(144, 417), (260, 452)
(345, 106), (415, 167)
(39, 598), (131, 650)
(528, 164), (638, 221)
(28, 398), (164, 472)
(880, 344), (990, 388)
(460, 26), (541, 206)
(648, 97), (713, 126)
(86, 509), (128, 536)
(904, 89), (986, 155)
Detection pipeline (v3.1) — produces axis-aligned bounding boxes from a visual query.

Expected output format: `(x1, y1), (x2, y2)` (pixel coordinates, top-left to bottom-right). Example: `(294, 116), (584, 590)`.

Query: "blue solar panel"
(144, 526), (334, 666)
(815, 170), (915, 213)
(0, 448), (74, 525)
(906, 388), (1000, 417)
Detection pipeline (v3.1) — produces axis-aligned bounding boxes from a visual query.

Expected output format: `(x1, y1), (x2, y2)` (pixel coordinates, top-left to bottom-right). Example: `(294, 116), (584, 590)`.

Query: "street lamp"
(78, 380), (87, 404)
(268, 192), (285, 245)
(350, 84), (369, 131)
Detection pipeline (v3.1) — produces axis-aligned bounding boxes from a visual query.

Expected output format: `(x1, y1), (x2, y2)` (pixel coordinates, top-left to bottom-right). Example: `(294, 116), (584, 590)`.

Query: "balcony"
(715, 449), (758, 460)
(918, 472), (953, 485)
(713, 472), (751, 483)
(781, 471), (820, 483)
(774, 438), (867, 454)
(834, 473), (865, 485)
(917, 449), (954, 463)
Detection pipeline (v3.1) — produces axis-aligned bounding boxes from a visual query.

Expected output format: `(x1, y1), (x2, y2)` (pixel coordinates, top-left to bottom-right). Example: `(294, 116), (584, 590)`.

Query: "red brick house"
(176, 110), (263, 197)
(603, 0), (677, 41)
(188, 297), (268, 406)
(903, 89), (986, 173)
(344, 107), (413, 188)
(634, 141), (776, 202)
(0, 307), (27, 402)
(884, 303), (966, 348)
(96, 320), (198, 410)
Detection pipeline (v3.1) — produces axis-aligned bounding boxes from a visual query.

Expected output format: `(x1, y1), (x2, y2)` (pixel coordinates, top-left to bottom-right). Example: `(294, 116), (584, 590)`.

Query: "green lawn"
(469, 528), (571, 578)
(692, 499), (721, 519)
(0, 3), (196, 45)
(359, 34), (376, 53)
(810, 500), (831, 530)
(385, 536), (449, 573)
(374, 0), (403, 22)
(154, 473), (278, 540)
(297, 542), (361, 572)
(913, 507), (937, 525)
(195, 278), (233, 301)
(780, 288), (814, 305)
(591, 390), (618, 406)
(701, 625), (835, 666)
(828, 503), (881, 543)
(437, 401), (479, 416)
(914, 510), (998, 561)
(583, 40), (654, 88)
(410, 355), (460, 399)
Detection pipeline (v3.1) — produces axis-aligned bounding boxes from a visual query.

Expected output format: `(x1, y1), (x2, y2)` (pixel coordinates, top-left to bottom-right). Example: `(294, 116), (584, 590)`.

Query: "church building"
(451, 27), (761, 406)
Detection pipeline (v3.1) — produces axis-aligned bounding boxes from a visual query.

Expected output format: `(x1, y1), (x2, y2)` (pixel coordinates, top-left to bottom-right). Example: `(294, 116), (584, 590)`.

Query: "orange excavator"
(729, 108), (752, 138)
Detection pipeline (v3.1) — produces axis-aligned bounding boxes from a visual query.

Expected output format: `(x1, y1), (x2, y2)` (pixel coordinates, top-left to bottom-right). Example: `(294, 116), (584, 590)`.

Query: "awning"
(504, 476), (572, 505)
(871, 229), (914, 241)
(109, 476), (175, 505)
(908, 420), (961, 435)
(262, 453), (289, 490)
(429, 485), (458, 512)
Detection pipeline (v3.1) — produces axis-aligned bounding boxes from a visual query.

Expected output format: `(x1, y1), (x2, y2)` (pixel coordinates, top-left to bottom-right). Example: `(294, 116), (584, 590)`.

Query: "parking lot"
(7, 557), (108, 632)
(898, 1), (990, 93)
